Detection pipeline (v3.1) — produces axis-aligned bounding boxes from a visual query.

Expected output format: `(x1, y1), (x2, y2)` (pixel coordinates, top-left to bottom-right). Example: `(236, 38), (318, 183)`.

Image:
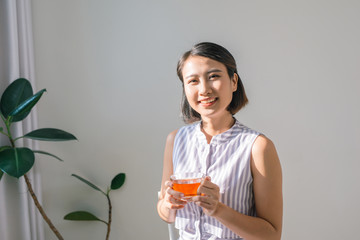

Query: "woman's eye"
(209, 74), (220, 80)
(188, 79), (198, 84)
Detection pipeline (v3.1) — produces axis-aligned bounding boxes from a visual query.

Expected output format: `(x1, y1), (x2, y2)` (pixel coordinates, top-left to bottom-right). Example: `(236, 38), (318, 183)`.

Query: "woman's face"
(181, 56), (238, 120)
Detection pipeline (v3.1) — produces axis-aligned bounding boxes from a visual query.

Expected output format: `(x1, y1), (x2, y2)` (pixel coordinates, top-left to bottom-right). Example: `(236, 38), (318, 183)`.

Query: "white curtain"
(0, 0), (45, 240)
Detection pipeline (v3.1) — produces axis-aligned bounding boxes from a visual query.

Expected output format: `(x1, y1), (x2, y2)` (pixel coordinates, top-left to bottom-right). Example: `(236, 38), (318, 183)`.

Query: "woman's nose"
(199, 80), (211, 95)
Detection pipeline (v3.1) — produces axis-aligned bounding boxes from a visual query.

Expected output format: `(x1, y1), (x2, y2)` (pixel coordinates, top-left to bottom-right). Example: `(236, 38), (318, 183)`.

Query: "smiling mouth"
(199, 98), (217, 104)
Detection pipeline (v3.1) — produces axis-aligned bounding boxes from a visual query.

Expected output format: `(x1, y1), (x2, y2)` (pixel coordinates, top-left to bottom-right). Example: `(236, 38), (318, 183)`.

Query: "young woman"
(157, 42), (283, 240)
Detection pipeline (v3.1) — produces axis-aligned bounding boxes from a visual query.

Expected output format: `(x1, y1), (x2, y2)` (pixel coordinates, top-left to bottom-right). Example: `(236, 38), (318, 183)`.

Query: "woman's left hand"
(192, 176), (220, 216)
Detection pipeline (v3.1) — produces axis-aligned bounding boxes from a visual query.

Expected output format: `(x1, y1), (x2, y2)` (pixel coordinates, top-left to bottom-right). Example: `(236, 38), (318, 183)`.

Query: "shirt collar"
(195, 118), (241, 145)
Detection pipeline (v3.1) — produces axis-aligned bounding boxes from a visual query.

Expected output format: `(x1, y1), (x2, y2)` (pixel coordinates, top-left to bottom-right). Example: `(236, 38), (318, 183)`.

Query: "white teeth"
(201, 98), (216, 103)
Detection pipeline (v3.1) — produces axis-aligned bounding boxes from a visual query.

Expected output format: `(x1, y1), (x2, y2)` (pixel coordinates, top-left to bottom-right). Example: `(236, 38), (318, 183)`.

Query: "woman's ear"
(232, 73), (238, 92)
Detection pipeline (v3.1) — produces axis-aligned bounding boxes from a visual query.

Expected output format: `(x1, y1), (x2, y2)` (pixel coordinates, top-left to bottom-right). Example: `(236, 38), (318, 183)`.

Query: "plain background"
(29, 0), (360, 239)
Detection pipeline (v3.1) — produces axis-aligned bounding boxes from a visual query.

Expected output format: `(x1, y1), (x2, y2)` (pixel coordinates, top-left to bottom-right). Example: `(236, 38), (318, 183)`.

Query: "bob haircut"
(176, 42), (248, 123)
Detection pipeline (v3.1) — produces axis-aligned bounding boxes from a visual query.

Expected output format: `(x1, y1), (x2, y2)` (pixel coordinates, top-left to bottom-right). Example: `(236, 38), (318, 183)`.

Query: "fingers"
(163, 197), (187, 209)
(166, 187), (185, 201)
(193, 176), (220, 216)
(163, 180), (187, 209)
(164, 180), (173, 188)
(162, 176), (221, 213)
(165, 180), (185, 200)
(197, 177), (220, 198)
(192, 195), (219, 216)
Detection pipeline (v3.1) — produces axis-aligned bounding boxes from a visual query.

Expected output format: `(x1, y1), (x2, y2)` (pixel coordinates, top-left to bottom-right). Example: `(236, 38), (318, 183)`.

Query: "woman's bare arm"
(157, 130), (187, 223)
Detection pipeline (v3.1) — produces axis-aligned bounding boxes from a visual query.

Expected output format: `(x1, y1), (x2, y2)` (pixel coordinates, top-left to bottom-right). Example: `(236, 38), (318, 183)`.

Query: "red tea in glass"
(170, 172), (205, 199)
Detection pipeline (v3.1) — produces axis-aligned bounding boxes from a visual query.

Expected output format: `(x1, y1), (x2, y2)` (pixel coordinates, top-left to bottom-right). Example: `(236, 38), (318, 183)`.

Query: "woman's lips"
(198, 97), (217, 106)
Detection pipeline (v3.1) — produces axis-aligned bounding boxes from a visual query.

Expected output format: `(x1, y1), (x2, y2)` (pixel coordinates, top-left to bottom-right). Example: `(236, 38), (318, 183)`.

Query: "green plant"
(64, 173), (126, 240)
(0, 78), (77, 240)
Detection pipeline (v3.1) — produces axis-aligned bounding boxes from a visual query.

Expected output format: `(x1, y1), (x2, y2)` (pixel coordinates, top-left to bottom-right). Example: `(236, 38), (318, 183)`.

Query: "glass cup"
(170, 172), (205, 199)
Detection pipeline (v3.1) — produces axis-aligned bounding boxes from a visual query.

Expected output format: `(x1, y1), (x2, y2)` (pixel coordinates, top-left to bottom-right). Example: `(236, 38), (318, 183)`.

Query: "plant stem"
(24, 174), (64, 240)
(0, 129), (10, 138)
(105, 194), (112, 240)
(13, 136), (24, 142)
(4, 118), (15, 147)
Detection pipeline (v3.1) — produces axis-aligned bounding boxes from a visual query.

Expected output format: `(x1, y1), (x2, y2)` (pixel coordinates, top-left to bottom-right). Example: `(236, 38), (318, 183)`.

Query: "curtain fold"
(0, 0), (45, 240)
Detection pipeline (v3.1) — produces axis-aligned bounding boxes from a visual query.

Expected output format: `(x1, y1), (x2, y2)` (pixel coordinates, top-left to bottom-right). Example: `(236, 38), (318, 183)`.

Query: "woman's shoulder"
(166, 129), (179, 144)
(252, 135), (276, 154)
(234, 121), (262, 139)
(251, 134), (279, 169)
(175, 122), (200, 135)
(166, 122), (200, 145)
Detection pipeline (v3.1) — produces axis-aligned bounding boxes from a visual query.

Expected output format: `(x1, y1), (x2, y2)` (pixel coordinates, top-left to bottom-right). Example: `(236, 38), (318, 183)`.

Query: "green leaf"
(24, 128), (77, 141)
(64, 211), (107, 224)
(33, 150), (64, 161)
(0, 146), (11, 152)
(111, 173), (126, 190)
(0, 148), (34, 178)
(0, 78), (33, 122)
(9, 89), (46, 120)
(71, 174), (106, 195)
(0, 170), (3, 181)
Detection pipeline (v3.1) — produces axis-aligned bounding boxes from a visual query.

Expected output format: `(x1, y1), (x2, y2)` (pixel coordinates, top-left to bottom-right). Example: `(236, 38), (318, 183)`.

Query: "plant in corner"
(64, 172), (126, 240)
(0, 78), (77, 240)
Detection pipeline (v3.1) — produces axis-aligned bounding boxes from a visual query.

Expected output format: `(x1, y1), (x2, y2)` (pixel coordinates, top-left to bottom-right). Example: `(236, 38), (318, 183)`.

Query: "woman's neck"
(201, 113), (235, 144)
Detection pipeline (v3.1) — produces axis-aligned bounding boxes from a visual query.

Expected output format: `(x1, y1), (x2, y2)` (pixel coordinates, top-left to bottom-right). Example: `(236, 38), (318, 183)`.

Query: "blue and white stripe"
(173, 119), (260, 240)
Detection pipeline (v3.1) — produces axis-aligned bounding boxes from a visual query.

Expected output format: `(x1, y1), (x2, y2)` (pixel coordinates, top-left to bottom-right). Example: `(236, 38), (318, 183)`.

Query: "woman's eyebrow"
(184, 73), (198, 80)
(207, 69), (222, 74)
(184, 69), (223, 79)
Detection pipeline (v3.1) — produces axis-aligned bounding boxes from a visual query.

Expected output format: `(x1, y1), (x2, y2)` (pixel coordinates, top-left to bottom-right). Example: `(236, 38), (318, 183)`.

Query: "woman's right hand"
(163, 180), (188, 210)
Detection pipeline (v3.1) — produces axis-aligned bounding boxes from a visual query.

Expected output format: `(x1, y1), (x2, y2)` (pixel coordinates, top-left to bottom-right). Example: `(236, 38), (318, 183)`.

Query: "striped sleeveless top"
(173, 119), (260, 240)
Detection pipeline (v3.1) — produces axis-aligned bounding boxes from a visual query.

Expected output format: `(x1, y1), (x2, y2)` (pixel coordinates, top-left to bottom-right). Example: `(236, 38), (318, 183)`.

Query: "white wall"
(31, 0), (360, 239)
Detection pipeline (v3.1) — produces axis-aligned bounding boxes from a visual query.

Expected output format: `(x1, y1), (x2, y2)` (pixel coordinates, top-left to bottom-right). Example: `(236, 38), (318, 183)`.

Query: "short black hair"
(176, 42), (248, 123)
